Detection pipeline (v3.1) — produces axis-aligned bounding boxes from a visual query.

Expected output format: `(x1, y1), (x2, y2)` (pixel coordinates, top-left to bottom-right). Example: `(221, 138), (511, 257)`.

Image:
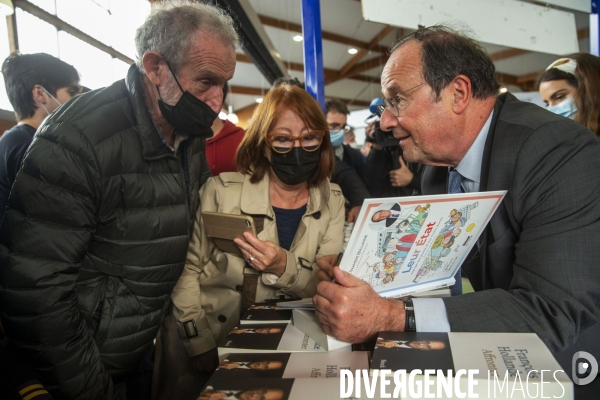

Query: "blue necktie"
(448, 168), (463, 296)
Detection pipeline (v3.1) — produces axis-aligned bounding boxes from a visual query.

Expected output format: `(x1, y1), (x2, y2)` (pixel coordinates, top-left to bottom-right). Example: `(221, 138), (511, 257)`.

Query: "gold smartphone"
(201, 211), (256, 258)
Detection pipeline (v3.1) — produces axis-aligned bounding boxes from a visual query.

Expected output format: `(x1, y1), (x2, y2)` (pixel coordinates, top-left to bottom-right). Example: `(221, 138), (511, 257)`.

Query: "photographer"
(363, 99), (423, 198)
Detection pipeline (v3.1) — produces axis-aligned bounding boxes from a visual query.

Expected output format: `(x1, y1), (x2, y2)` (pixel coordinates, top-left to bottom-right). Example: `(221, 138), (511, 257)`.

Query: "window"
(0, 0), (151, 114)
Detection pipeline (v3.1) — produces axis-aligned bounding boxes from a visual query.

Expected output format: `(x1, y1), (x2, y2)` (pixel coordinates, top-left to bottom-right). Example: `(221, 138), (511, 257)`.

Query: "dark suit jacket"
(422, 93), (600, 392)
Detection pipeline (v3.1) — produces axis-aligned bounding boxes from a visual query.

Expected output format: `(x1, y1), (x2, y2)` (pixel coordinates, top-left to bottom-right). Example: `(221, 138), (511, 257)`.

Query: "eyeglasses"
(377, 82), (427, 117)
(267, 131), (325, 154)
(328, 123), (352, 133)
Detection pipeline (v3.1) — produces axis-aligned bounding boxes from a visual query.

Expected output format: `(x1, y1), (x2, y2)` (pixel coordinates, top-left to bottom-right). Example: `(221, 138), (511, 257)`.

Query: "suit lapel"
(420, 165), (448, 195)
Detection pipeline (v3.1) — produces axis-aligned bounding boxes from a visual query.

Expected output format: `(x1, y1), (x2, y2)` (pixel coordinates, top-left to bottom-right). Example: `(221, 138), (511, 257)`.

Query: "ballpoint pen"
(331, 251), (343, 283)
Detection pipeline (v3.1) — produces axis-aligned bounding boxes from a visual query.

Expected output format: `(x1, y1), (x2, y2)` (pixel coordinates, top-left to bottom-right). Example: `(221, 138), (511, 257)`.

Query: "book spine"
(382, 277), (456, 298)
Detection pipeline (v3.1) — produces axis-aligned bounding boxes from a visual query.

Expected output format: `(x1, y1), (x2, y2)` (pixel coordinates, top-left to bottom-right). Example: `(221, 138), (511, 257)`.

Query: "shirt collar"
(454, 110), (494, 184)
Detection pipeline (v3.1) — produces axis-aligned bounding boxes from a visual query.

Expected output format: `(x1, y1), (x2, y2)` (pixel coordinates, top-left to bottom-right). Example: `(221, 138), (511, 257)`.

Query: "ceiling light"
(256, 97), (263, 103)
(499, 87), (508, 93)
(0, 0), (14, 16)
(218, 111), (227, 120)
(227, 105), (239, 124)
(227, 113), (239, 124)
(293, 35), (303, 42)
(348, 48), (358, 55)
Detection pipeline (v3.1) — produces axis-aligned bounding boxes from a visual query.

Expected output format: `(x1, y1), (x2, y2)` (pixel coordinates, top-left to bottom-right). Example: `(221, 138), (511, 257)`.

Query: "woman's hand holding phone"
(234, 232), (287, 277)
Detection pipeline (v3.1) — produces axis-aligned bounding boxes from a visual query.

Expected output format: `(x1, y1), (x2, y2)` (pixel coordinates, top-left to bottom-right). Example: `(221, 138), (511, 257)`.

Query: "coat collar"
(125, 64), (172, 160)
(239, 172), (332, 218)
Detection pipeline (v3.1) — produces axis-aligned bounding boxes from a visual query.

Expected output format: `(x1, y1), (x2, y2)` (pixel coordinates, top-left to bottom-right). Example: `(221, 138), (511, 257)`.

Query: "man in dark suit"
(371, 203), (401, 227)
(313, 26), (600, 396)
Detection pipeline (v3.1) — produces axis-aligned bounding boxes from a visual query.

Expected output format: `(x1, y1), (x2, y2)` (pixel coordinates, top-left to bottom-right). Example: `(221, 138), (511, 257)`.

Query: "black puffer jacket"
(0, 65), (210, 399)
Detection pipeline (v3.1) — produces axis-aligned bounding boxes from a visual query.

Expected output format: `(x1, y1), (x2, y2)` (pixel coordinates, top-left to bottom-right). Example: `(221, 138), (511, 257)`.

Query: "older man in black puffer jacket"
(0, 2), (238, 399)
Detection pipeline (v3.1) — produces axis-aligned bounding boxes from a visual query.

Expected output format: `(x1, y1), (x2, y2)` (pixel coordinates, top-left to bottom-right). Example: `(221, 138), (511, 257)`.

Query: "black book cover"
(240, 302), (293, 324)
(370, 331), (454, 372)
(219, 323), (288, 350)
(199, 375), (294, 400)
(213, 352), (293, 379)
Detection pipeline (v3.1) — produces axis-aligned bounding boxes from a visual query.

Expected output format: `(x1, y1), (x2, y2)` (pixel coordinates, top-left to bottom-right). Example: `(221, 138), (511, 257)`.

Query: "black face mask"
(270, 147), (321, 186)
(156, 62), (217, 139)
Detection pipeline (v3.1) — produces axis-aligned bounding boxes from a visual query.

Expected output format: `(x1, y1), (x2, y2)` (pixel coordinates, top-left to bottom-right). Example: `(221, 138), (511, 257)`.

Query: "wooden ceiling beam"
(337, 25), (395, 79)
(517, 72), (542, 84)
(229, 85), (266, 96)
(235, 53), (380, 85)
(496, 73), (520, 86)
(258, 14), (389, 54)
(229, 84), (370, 108)
(338, 98), (371, 108)
(490, 48), (529, 61)
(334, 54), (388, 83)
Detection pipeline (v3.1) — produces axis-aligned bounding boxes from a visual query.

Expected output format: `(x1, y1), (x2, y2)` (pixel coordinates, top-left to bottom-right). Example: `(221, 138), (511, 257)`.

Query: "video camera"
(366, 98), (400, 148)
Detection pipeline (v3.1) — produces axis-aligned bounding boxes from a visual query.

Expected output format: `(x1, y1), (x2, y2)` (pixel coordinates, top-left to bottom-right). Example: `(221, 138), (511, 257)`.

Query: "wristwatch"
(404, 299), (416, 332)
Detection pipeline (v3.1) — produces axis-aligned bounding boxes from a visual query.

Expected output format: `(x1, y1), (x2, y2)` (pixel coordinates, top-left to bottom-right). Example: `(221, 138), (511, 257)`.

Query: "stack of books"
(202, 193), (574, 400)
(368, 331), (573, 399)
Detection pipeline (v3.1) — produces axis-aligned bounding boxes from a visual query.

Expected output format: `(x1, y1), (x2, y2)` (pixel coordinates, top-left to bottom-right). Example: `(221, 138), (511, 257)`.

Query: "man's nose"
(379, 109), (398, 133)
(204, 85), (224, 114)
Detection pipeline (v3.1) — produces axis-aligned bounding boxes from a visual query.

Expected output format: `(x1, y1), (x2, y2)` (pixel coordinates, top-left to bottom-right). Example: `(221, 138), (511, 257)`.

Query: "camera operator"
(363, 99), (423, 197)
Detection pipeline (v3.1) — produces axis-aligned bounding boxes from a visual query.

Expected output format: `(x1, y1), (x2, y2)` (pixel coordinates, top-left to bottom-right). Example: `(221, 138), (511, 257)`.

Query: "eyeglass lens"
(269, 132), (323, 153)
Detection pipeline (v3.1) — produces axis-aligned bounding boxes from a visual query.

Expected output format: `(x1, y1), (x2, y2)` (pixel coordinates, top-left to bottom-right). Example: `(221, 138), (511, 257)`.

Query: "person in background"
(153, 84), (344, 399)
(0, 53), (80, 223)
(206, 84), (246, 175)
(537, 53), (600, 136)
(0, 2), (237, 399)
(325, 98), (365, 179)
(0, 52), (79, 400)
(313, 26), (600, 399)
(363, 119), (423, 198)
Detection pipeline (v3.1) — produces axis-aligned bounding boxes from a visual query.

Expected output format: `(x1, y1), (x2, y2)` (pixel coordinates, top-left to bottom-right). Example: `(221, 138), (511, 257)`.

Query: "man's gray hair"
(135, 1), (239, 74)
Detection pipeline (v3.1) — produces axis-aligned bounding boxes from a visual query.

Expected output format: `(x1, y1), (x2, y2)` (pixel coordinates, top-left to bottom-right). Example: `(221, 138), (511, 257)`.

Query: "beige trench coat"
(171, 171), (345, 357)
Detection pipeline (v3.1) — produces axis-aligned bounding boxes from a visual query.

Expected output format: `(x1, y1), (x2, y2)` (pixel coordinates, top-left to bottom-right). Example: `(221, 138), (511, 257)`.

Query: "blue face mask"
(547, 97), (577, 119)
(329, 129), (345, 147)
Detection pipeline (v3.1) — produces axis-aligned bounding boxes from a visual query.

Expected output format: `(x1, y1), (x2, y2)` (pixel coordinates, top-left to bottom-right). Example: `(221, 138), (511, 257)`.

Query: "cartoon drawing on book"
(338, 192), (504, 298)
(413, 202), (479, 282)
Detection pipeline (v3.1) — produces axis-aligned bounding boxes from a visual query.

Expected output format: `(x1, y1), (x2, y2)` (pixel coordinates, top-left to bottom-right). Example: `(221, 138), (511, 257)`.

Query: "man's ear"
(450, 74), (472, 114)
(142, 51), (165, 86)
(31, 84), (48, 105)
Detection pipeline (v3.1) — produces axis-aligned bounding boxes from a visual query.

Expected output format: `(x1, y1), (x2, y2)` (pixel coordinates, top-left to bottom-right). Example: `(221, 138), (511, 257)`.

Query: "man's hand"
(189, 347), (220, 373)
(313, 267), (405, 343)
(347, 205), (361, 223)
(316, 254), (339, 282)
(365, 122), (376, 139)
(234, 232), (287, 277)
(389, 157), (414, 187)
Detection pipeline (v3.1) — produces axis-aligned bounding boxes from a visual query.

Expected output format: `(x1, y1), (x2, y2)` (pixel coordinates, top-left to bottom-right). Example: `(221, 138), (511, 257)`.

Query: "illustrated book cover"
(340, 191), (506, 298)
